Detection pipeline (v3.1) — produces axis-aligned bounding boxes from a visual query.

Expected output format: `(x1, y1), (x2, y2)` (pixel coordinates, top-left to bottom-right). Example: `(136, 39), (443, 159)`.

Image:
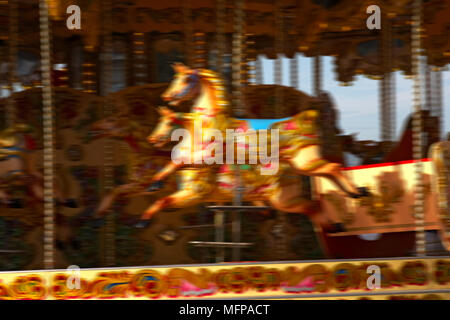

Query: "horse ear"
(172, 62), (188, 73)
(157, 106), (170, 116)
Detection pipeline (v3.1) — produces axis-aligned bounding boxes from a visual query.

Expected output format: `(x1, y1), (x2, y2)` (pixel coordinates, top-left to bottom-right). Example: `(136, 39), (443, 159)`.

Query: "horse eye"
(185, 76), (195, 84)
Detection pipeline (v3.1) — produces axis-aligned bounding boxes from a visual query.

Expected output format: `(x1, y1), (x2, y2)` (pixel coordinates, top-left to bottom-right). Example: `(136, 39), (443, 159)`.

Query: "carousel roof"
(1, 0), (450, 82)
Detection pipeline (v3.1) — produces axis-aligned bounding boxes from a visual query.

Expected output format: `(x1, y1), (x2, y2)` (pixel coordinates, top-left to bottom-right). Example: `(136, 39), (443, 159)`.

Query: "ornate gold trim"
(430, 141), (450, 251)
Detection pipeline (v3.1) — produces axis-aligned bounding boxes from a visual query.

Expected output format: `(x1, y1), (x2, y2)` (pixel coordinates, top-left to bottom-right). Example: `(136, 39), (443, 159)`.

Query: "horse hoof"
(325, 223), (346, 234)
(64, 198), (79, 208)
(55, 240), (65, 251)
(134, 220), (151, 229)
(146, 180), (164, 192)
(7, 198), (23, 209)
(92, 217), (105, 229)
(70, 239), (81, 250)
(357, 187), (370, 197)
(260, 209), (276, 219)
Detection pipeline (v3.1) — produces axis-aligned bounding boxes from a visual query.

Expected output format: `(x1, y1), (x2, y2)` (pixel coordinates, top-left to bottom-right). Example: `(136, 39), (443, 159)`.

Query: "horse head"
(147, 106), (182, 148)
(89, 115), (131, 143)
(0, 123), (34, 152)
(161, 62), (201, 106)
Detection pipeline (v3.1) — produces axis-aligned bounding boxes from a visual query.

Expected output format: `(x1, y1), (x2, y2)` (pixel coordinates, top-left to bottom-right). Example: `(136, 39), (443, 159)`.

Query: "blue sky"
(251, 55), (449, 141)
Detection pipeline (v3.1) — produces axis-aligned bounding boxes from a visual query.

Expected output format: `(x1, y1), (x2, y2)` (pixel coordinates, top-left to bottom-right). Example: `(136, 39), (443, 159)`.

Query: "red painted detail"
(124, 134), (140, 152)
(24, 134), (36, 150)
(342, 158), (431, 171)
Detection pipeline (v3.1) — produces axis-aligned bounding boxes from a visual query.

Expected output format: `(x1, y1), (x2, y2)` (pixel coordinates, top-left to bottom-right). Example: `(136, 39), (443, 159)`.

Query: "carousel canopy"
(0, 0), (449, 83)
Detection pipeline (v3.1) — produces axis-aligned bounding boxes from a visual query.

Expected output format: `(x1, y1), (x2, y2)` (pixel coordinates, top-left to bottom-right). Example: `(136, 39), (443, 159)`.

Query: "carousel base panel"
(0, 256), (449, 300)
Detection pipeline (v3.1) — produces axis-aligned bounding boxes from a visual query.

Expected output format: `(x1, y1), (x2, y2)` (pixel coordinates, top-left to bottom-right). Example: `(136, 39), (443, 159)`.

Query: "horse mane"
(197, 69), (230, 115)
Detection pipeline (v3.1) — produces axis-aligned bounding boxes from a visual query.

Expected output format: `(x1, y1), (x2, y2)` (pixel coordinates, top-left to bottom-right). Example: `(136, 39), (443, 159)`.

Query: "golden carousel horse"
(134, 105), (368, 231)
(135, 64), (367, 225)
(87, 106), (316, 226)
(0, 123), (77, 209)
(88, 106), (326, 230)
(88, 64), (368, 248)
(145, 63), (230, 192)
(271, 110), (368, 198)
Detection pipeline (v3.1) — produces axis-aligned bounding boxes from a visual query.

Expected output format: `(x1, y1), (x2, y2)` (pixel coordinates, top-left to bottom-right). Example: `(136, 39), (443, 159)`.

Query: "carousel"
(0, 0), (448, 300)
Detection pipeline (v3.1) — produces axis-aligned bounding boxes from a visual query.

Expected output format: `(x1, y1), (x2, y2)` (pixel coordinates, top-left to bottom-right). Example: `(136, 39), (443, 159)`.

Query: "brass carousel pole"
(431, 66), (443, 138)
(39, 0), (55, 269)
(290, 53), (298, 90)
(216, 0), (226, 76)
(212, 0), (227, 263)
(313, 56), (322, 97)
(82, 48), (97, 93)
(132, 32), (147, 86)
(183, 0), (193, 67)
(232, 0), (244, 118)
(425, 63), (431, 111)
(231, 0), (245, 261)
(6, 0), (18, 128)
(387, 15), (396, 142)
(245, 33), (255, 85)
(274, 2), (288, 260)
(102, 0), (115, 267)
(255, 56), (263, 84)
(380, 14), (395, 144)
(435, 67), (443, 138)
(194, 32), (206, 69)
(412, 0), (426, 256)
(290, 30), (300, 111)
(274, 2), (283, 115)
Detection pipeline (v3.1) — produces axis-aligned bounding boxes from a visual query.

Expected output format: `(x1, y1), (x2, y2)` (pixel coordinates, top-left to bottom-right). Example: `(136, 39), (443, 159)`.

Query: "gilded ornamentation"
(430, 141), (450, 250)
(360, 179), (404, 223)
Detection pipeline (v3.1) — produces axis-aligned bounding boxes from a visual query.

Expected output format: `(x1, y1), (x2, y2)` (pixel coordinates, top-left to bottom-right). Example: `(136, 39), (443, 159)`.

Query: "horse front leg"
(0, 189), (12, 207)
(94, 183), (140, 218)
(135, 188), (201, 228)
(287, 146), (366, 198)
(147, 162), (183, 192)
(26, 173), (78, 208)
(268, 193), (332, 257)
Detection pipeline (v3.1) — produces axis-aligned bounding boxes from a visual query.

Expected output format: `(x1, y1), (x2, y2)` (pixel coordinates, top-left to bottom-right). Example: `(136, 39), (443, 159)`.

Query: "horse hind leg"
(87, 183), (143, 229)
(268, 194), (331, 257)
(0, 189), (17, 208)
(314, 163), (367, 198)
(136, 189), (201, 228)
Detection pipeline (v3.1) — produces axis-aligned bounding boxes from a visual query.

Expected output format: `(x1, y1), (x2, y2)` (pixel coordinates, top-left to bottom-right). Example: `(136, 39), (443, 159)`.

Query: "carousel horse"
(133, 106), (368, 242)
(88, 107), (339, 235)
(144, 62), (367, 202)
(136, 109), (327, 229)
(86, 114), (172, 225)
(88, 64), (233, 223)
(0, 123), (77, 208)
(270, 110), (368, 198)
(145, 63), (230, 192)
(87, 107), (281, 226)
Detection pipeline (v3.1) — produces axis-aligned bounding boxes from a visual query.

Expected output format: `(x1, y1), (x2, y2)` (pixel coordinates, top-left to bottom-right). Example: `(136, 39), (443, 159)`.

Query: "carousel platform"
(0, 256), (449, 300)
